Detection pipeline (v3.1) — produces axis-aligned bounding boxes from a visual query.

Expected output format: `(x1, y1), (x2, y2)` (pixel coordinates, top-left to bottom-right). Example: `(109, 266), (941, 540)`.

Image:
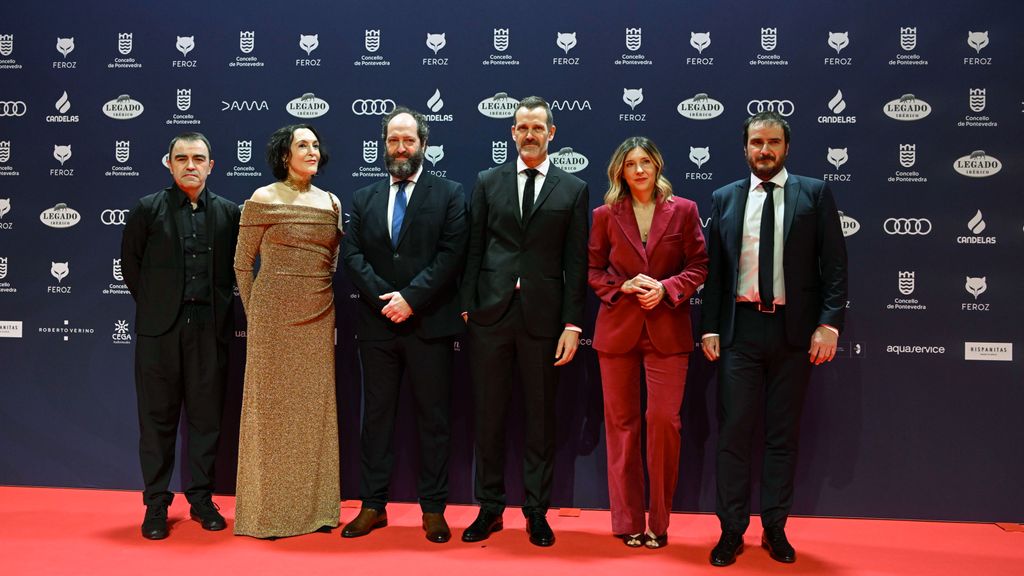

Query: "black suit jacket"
(700, 174), (847, 347)
(121, 185), (241, 342)
(460, 162), (589, 338)
(342, 172), (468, 341)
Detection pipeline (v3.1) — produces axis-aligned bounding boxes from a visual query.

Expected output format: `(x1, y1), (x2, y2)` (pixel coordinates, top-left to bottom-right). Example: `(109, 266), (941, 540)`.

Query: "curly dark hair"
(266, 124), (330, 181)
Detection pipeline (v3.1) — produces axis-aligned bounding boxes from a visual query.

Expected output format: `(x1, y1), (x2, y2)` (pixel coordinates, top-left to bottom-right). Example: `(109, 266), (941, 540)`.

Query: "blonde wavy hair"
(603, 136), (674, 206)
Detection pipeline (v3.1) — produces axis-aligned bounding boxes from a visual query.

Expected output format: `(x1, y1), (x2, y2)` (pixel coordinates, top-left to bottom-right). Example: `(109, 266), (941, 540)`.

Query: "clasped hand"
(379, 291), (413, 323)
(621, 273), (665, 310)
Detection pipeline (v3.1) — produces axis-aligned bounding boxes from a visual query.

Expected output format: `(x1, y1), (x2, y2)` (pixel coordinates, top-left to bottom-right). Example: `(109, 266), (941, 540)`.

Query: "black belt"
(736, 301), (783, 314)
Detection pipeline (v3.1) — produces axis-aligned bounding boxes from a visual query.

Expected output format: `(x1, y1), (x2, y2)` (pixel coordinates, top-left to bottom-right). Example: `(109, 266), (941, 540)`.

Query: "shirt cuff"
(701, 333), (719, 340)
(564, 324), (582, 333)
(820, 324), (839, 336)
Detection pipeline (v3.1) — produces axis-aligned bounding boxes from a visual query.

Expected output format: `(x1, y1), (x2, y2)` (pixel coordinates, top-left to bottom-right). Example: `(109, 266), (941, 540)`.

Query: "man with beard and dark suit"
(121, 132), (241, 539)
(341, 107), (467, 543)
(459, 96), (589, 547)
(701, 111), (848, 566)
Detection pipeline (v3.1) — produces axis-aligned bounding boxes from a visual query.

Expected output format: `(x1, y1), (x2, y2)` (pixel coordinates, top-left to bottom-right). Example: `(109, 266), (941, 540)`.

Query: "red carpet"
(1, 486), (1020, 575)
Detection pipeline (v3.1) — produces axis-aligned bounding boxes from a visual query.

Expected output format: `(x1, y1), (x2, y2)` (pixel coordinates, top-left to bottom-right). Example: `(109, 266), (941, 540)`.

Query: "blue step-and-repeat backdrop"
(1, 1), (1021, 522)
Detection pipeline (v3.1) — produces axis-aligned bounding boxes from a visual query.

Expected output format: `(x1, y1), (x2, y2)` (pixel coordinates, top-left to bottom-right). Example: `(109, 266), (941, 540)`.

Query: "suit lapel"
(612, 201), (647, 262)
(396, 173), (431, 248)
(729, 179), (750, 256)
(371, 179), (392, 244)
(503, 164), (523, 228)
(163, 188), (184, 258)
(782, 175), (799, 244)
(643, 199), (672, 257)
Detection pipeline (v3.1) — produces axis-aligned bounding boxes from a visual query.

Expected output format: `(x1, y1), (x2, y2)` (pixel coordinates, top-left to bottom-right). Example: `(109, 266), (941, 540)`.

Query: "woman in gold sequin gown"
(233, 125), (341, 538)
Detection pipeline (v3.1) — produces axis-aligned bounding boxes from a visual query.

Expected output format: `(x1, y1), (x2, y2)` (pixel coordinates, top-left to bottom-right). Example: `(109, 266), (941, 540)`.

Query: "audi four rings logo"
(1, 101), (28, 117)
(101, 209), (129, 225)
(884, 218), (932, 235)
(351, 99), (396, 115)
(747, 99), (794, 116)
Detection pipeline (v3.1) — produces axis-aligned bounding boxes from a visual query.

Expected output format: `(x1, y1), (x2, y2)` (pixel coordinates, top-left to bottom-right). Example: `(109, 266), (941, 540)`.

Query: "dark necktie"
(522, 168), (539, 222)
(758, 181), (776, 305)
(391, 180), (408, 248)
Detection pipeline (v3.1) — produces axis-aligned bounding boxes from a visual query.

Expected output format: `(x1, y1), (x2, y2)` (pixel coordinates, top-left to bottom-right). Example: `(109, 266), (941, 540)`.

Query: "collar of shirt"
(516, 156), (550, 177)
(747, 167), (788, 194)
(390, 164), (423, 189)
(171, 185), (207, 209)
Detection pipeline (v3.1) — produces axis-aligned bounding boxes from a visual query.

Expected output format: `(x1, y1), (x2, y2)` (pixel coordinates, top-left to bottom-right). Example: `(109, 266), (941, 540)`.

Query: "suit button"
(393, 253), (400, 260)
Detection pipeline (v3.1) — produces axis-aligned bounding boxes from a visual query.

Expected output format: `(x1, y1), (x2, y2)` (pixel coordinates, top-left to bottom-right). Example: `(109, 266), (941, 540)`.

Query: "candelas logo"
(549, 147), (589, 173)
(953, 150), (1001, 178)
(40, 203), (81, 228)
(287, 93), (329, 118)
(677, 93), (724, 120)
(478, 92), (519, 119)
(883, 94), (931, 121)
(102, 94), (144, 119)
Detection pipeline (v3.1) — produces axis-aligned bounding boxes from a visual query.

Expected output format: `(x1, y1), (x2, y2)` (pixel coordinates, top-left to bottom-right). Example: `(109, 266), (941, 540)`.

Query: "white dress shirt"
(737, 168), (787, 305)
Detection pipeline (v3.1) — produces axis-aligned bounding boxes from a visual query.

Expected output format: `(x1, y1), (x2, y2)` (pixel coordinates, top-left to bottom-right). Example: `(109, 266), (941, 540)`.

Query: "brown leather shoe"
(341, 508), (387, 538)
(422, 512), (451, 543)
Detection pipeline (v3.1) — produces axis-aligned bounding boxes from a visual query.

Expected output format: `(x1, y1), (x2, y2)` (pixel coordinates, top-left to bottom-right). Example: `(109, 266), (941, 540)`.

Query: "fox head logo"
(690, 32), (711, 54)
(556, 32), (577, 54)
(623, 88), (643, 110)
(967, 31), (989, 53)
(51, 262), (69, 282)
(56, 37), (74, 57)
(426, 33), (446, 54)
(828, 31), (849, 54)
(176, 36), (194, 57)
(299, 34), (318, 55)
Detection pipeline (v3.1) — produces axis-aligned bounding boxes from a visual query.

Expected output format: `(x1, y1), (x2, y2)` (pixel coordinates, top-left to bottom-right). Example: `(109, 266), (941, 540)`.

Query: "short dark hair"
(168, 132), (212, 159)
(381, 106), (430, 144)
(514, 95), (553, 129)
(743, 111), (790, 145)
(266, 124), (330, 181)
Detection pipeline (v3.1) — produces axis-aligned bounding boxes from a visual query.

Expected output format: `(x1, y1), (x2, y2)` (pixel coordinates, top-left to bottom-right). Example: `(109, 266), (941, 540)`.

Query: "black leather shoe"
(422, 512), (451, 543)
(525, 512), (555, 547)
(141, 505), (169, 540)
(710, 531), (744, 567)
(461, 509), (503, 542)
(761, 527), (796, 563)
(189, 499), (226, 531)
(342, 508), (388, 538)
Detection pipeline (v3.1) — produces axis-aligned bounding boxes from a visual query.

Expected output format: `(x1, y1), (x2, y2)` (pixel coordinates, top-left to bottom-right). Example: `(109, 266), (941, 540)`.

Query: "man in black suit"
(701, 112), (848, 566)
(459, 96), (589, 547)
(121, 132), (241, 540)
(341, 107), (468, 543)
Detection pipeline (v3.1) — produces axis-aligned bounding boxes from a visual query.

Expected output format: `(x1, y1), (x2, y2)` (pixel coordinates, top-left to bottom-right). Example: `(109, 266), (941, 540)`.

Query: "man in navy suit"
(341, 107), (467, 543)
(701, 111), (848, 566)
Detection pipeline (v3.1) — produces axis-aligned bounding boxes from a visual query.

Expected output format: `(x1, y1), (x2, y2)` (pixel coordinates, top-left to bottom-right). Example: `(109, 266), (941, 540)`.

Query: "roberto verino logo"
(288, 93), (330, 118)
(549, 147), (589, 173)
(953, 150), (1001, 178)
(678, 93), (724, 120)
(478, 92), (519, 119)
(102, 94), (144, 119)
(883, 94), (931, 121)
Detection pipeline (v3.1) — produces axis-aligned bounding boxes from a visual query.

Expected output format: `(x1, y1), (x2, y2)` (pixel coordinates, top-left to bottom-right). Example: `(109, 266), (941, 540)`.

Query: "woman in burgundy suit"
(588, 137), (708, 548)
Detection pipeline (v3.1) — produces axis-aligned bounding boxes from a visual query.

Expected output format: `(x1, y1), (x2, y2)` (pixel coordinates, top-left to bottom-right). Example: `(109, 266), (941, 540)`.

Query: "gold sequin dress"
(233, 200), (341, 538)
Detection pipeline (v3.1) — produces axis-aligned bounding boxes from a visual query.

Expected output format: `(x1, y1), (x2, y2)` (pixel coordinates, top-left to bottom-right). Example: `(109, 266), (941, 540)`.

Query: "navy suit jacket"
(700, 174), (847, 348)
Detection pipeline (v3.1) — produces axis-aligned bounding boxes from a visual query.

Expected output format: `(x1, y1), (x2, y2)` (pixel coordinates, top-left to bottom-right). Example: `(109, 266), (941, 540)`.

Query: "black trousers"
(468, 294), (559, 517)
(134, 303), (227, 507)
(715, 305), (812, 534)
(356, 334), (453, 513)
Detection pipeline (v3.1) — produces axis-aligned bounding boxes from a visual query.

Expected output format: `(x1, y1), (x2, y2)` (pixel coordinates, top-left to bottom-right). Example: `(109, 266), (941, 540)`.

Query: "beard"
(386, 148), (424, 180)
(747, 152), (786, 180)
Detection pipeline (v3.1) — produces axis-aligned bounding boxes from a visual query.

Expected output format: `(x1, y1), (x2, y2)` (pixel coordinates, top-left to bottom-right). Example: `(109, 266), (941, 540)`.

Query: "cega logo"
(0, 34), (12, 57)
(953, 150), (1001, 178)
(550, 100), (591, 111)
(965, 276), (986, 299)
(967, 31), (988, 53)
(176, 88), (191, 112)
(689, 146), (710, 168)
(239, 31), (254, 54)
(623, 88), (643, 110)
(884, 217), (932, 235)
(900, 27), (917, 51)
(112, 320), (132, 344)
(968, 88), (986, 113)
(56, 37), (75, 57)
(838, 211), (860, 237)
(556, 32), (576, 54)
(678, 93), (724, 120)
(625, 28), (642, 51)
(897, 271), (915, 295)
(690, 32), (710, 53)
(828, 32), (849, 53)
(55, 91), (71, 114)
(51, 261), (69, 282)
(221, 100), (269, 112)
(0, 101), (27, 117)
(101, 209), (128, 225)
(102, 94), (144, 119)
(176, 36), (194, 57)
(549, 147), (588, 173)
(883, 94), (931, 121)
(299, 34), (318, 55)
(40, 203), (81, 228)
(491, 141), (507, 164)
(493, 28), (510, 52)
(118, 32), (132, 55)
(365, 29), (381, 53)
(426, 33), (446, 54)
(237, 140), (252, 163)
(427, 89), (444, 112)
(899, 144), (916, 168)
(827, 147), (848, 169)
(746, 98), (793, 116)
(288, 93), (330, 118)
(0, 141), (9, 163)
(362, 140), (378, 164)
(112, 258), (123, 281)
(425, 145), (444, 166)
(478, 92), (519, 119)
(760, 28), (777, 51)
(115, 141), (130, 163)
(53, 145), (72, 165)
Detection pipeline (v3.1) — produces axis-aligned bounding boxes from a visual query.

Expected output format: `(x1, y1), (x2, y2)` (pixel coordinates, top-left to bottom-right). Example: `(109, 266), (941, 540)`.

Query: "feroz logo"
(0, 101), (27, 117)
(118, 32), (132, 55)
(884, 217), (932, 235)
(237, 141), (252, 163)
(747, 99), (794, 116)
(53, 145), (72, 165)
(112, 258), (123, 281)
(625, 28), (642, 52)
(424, 145), (444, 166)
(0, 34), (12, 57)
(760, 28), (777, 51)
(690, 32), (710, 53)
(898, 271), (915, 295)
(350, 98), (393, 116)
(965, 276), (986, 299)
(493, 29), (510, 52)
(967, 210), (986, 234)
(549, 147), (589, 173)
(883, 94), (931, 121)
(102, 94), (145, 119)
(176, 36), (194, 57)
(899, 144), (916, 168)
(678, 93), (725, 120)
(0, 141), (9, 163)
(287, 93), (330, 118)
(362, 140), (378, 164)
(900, 27), (917, 51)
(426, 33), (446, 54)
(827, 90), (847, 113)
(54, 91), (71, 114)
(967, 31), (988, 53)
(40, 203), (81, 228)
(51, 262), (69, 282)
(176, 88), (191, 112)
(623, 88), (643, 110)
(239, 31), (254, 54)
(828, 32), (849, 53)
(953, 151), (1001, 178)
(478, 92), (519, 119)
(968, 88), (986, 112)
(115, 141), (130, 164)
(827, 147), (848, 169)
(299, 34), (318, 55)
(492, 141), (507, 164)
(689, 146), (710, 169)
(100, 209), (128, 225)
(838, 211), (860, 237)
(56, 37), (75, 57)
(112, 320), (132, 344)
(556, 32), (577, 54)
(365, 30), (381, 53)
(427, 89), (444, 112)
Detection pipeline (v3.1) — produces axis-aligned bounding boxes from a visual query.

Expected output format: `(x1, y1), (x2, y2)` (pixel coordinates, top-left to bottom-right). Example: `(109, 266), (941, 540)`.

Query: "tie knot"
(524, 168), (539, 180)
(761, 181), (776, 193)
(397, 180), (410, 191)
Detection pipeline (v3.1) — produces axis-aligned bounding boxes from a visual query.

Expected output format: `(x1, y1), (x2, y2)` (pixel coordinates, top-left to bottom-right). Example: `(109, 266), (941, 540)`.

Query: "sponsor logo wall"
(0, 0), (1020, 523)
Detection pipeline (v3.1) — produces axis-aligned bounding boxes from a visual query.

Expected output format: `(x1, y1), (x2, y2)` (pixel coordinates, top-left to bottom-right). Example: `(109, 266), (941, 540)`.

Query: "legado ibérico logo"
(287, 92), (329, 118)
(40, 203), (81, 228)
(883, 93), (931, 121)
(102, 94), (144, 119)
(549, 147), (589, 173)
(953, 150), (1001, 178)
(677, 93), (724, 120)
(478, 92), (519, 119)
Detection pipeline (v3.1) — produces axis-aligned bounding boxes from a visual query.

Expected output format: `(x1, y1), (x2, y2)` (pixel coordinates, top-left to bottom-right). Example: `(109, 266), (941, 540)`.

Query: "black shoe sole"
(341, 519), (387, 538)
(461, 523), (502, 542)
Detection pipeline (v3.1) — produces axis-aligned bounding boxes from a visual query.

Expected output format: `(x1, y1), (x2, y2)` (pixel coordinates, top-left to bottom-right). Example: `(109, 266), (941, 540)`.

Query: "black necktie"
(759, 181), (776, 305)
(522, 168), (539, 222)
